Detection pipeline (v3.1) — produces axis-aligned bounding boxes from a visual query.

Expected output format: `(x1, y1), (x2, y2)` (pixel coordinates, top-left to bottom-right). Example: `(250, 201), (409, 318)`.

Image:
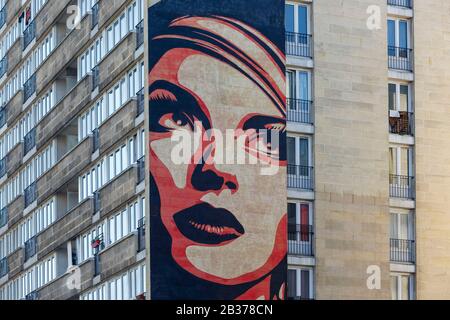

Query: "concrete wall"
(313, 0), (391, 299)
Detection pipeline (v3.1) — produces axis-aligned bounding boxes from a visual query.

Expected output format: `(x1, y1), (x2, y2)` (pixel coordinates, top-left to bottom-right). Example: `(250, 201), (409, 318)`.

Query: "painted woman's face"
(150, 48), (286, 285)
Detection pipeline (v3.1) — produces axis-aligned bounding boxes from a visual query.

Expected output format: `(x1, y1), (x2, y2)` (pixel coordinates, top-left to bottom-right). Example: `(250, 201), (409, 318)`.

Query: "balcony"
(287, 99), (313, 124)
(23, 20), (36, 51)
(137, 157), (145, 184)
(138, 218), (146, 252)
(24, 236), (37, 262)
(91, 2), (99, 29)
(24, 182), (37, 208)
(136, 20), (144, 49)
(390, 239), (415, 263)
(389, 174), (414, 199)
(387, 0), (412, 9)
(287, 165), (314, 190)
(137, 88), (144, 117)
(23, 128), (36, 155)
(286, 32), (312, 58)
(389, 111), (414, 136)
(0, 6), (6, 30)
(23, 74), (37, 103)
(0, 56), (7, 79)
(0, 257), (7, 278)
(0, 207), (7, 228)
(288, 224), (314, 256)
(388, 46), (413, 71)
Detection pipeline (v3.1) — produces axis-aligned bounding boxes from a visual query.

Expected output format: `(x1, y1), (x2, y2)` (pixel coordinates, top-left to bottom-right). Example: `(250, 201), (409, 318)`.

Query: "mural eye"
(159, 112), (192, 131)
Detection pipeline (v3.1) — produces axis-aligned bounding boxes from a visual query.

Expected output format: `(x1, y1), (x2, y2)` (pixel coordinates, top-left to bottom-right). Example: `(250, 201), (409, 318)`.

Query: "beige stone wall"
(414, 0), (450, 300)
(313, 0), (391, 299)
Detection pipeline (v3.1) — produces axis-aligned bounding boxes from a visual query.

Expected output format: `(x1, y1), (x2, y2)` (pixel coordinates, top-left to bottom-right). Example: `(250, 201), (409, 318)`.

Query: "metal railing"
(137, 157), (145, 184)
(0, 206), (7, 229)
(287, 165), (314, 190)
(0, 6), (6, 30)
(137, 218), (145, 252)
(24, 182), (37, 208)
(288, 224), (314, 256)
(92, 128), (100, 152)
(0, 105), (5, 128)
(389, 174), (414, 199)
(136, 20), (144, 49)
(23, 20), (36, 50)
(387, 0), (412, 9)
(0, 257), (7, 278)
(0, 56), (7, 79)
(388, 46), (413, 71)
(23, 73), (36, 103)
(286, 32), (312, 58)
(24, 236), (37, 261)
(23, 128), (36, 155)
(91, 3), (99, 30)
(0, 156), (6, 179)
(390, 239), (415, 263)
(287, 99), (313, 124)
(92, 66), (99, 91)
(389, 111), (414, 136)
(287, 296), (314, 301)
(136, 88), (144, 117)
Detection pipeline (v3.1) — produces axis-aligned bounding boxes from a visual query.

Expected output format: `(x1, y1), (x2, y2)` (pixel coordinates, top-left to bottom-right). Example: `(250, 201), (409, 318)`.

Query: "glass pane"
(399, 214), (408, 239)
(288, 203), (297, 226)
(298, 5), (308, 35)
(287, 270), (297, 299)
(389, 148), (397, 175)
(390, 213), (398, 239)
(285, 5), (294, 33)
(391, 276), (398, 300)
(399, 21), (408, 48)
(400, 148), (409, 176)
(299, 138), (309, 167)
(400, 85), (409, 111)
(299, 72), (308, 101)
(388, 20), (396, 56)
(301, 270), (310, 299)
(286, 71), (296, 101)
(388, 84), (396, 110)
(401, 276), (410, 300)
(287, 137), (296, 165)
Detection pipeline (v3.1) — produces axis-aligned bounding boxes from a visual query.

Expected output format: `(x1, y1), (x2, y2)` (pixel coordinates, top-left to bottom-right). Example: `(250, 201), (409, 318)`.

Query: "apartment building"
(0, 0), (146, 300)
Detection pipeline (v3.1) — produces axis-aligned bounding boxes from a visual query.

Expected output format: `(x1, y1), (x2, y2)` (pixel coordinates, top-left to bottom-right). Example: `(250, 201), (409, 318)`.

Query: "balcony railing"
(0, 6), (6, 30)
(24, 182), (37, 208)
(0, 56), (7, 79)
(389, 111), (414, 136)
(389, 174), (414, 199)
(136, 20), (144, 49)
(287, 165), (314, 190)
(288, 224), (314, 256)
(24, 236), (37, 261)
(287, 99), (313, 124)
(91, 3), (99, 30)
(0, 157), (5, 179)
(23, 74), (37, 103)
(92, 66), (99, 91)
(0, 105), (5, 128)
(137, 88), (144, 117)
(388, 46), (413, 71)
(0, 207), (7, 228)
(387, 0), (412, 9)
(390, 239), (415, 263)
(287, 296), (314, 301)
(137, 217), (145, 252)
(23, 20), (36, 51)
(0, 257), (7, 278)
(137, 157), (145, 184)
(24, 128), (36, 155)
(286, 32), (312, 58)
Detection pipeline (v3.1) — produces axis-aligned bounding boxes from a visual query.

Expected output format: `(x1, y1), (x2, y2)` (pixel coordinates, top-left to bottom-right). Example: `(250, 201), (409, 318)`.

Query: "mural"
(148, 0), (287, 300)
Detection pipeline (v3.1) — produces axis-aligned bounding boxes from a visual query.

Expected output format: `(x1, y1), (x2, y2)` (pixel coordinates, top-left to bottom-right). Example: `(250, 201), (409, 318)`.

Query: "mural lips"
(174, 203), (245, 245)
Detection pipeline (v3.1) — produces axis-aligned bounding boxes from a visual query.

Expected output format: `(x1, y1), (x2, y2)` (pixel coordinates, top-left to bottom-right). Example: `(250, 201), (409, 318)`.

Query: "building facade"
(0, 0), (448, 300)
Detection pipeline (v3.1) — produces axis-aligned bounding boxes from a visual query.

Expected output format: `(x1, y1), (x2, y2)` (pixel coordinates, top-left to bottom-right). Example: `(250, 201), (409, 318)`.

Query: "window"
(389, 146), (413, 177)
(285, 2), (309, 36)
(388, 18), (410, 55)
(390, 211), (414, 241)
(287, 136), (311, 169)
(388, 83), (410, 112)
(287, 268), (313, 300)
(391, 274), (414, 300)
